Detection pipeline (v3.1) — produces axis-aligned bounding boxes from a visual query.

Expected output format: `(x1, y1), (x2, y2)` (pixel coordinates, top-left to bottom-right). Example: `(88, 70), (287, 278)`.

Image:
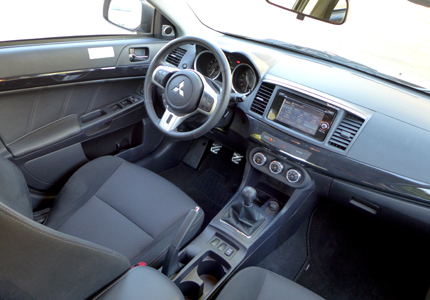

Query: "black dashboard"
(164, 36), (430, 230)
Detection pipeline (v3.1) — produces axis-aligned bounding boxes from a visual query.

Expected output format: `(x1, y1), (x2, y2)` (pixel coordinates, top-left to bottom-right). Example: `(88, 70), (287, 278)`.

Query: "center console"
(169, 145), (319, 300)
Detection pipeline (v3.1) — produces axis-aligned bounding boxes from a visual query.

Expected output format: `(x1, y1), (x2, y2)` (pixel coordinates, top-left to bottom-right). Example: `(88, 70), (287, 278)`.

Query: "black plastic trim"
(0, 65), (148, 92)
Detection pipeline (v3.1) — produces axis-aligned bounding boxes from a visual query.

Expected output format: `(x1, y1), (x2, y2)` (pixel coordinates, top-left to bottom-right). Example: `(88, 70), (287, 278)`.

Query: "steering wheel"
(144, 36), (231, 140)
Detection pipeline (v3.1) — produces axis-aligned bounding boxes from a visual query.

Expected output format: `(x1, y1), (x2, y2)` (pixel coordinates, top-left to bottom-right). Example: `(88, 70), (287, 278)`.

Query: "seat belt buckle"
(131, 262), (147, 268)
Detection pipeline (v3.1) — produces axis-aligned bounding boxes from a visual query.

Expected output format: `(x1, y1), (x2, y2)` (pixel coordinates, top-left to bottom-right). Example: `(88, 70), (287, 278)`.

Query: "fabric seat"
(0, 155), (203, 299)
(44, 156), (204, 266)
(216, 267), (324, 300)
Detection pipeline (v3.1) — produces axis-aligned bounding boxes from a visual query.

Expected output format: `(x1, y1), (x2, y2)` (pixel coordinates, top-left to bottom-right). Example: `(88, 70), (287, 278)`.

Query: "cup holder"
(175, 253), (230, 300)
(197, 259), (226, 289)
(178, 281), (202, 300)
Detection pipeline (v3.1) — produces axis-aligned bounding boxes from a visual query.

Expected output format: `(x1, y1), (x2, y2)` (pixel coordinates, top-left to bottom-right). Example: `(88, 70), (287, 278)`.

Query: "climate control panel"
(249, 148), (311, 188)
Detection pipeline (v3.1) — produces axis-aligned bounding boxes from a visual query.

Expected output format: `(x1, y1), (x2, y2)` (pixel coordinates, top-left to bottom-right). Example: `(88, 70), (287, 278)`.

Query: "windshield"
(187, 0), (430, 90)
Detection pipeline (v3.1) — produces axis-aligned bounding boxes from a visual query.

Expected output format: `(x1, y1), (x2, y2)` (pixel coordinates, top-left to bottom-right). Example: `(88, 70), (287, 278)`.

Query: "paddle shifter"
(221, 186), (266, 237)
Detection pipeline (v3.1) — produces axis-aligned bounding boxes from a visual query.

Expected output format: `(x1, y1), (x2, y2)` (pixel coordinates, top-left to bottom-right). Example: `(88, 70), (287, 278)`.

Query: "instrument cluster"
(194, 50), (258, 95)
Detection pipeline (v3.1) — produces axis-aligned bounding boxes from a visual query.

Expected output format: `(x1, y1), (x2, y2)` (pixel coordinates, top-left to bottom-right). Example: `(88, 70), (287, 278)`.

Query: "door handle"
(129, 53), (148, 62)
(129, 47), (149, 62)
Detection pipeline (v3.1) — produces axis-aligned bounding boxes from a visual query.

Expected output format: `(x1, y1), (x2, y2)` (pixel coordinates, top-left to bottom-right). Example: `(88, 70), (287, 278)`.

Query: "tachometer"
(194, 50), (221, 80)
(207, 58), (220, 79)
(232, 64), (256, 94)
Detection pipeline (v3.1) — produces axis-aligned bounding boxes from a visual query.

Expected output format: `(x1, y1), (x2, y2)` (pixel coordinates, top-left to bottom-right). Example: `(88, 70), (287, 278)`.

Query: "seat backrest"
(0, 157), (131, 300)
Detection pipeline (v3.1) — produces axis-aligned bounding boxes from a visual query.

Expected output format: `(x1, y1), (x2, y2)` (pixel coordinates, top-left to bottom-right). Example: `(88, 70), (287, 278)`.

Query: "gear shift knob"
(242, 186), (257, 207)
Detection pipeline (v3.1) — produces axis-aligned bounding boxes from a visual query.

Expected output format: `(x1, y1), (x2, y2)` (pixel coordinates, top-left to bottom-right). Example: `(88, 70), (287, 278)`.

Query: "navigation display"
(276, 98), (325, 135)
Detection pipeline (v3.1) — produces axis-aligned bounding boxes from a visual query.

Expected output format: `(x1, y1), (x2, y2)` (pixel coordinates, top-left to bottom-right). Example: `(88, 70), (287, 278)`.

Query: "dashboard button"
(269, 161), (284, 174)
(286, 169), (302, 183)
(262, 132), (276, 144)
(253, 152), (267, 166)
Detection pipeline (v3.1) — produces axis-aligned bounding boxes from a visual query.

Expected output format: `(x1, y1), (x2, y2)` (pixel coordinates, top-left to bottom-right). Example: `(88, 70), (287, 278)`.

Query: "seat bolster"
(0, 202), (130, 300)
(0, 156), (32, 218)
(93, 266), (184, 300)
(216, 267), (324, 300)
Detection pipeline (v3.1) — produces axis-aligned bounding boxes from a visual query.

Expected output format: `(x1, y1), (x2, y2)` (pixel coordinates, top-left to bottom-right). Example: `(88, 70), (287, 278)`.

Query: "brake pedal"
(231, 152), (243, 164)
(210, 142), (222, 154)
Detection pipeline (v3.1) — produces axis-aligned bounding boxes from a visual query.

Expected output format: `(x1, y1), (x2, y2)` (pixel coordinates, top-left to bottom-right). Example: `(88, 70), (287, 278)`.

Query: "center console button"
(269, 161), (284, 174)
(225, 248), (234, 257)
(217, 243), (227, 251)
(253, 152), (267, 166)
(210, 238), (220, 247)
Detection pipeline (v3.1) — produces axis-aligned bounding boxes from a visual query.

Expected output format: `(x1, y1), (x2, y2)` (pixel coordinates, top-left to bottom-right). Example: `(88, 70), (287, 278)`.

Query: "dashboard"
(165, 37), (430, 230)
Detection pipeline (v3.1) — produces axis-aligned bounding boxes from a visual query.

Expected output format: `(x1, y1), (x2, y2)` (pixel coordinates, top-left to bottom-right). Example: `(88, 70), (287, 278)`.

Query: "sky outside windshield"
(188, 0), (430, 90)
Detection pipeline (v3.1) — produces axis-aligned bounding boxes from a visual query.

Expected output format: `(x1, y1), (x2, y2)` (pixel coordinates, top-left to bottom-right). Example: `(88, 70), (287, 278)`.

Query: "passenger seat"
(216, 267), (324, 300)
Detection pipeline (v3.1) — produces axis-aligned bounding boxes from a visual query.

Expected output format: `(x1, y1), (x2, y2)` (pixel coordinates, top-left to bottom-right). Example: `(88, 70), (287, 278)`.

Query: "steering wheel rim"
(144, 36), (231, 140)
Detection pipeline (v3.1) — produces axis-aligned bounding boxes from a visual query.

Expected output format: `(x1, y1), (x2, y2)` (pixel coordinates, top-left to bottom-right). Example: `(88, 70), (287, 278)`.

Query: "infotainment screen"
(267, 89), (337, 141)
(276, 99), (325, 135)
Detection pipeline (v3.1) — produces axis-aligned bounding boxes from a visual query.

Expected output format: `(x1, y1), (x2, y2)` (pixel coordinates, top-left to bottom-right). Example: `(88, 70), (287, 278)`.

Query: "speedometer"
(232, 64), (256, 94)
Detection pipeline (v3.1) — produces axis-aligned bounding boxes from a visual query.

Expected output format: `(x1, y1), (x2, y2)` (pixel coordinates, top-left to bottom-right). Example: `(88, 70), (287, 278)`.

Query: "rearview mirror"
(266, 0), (348, 24)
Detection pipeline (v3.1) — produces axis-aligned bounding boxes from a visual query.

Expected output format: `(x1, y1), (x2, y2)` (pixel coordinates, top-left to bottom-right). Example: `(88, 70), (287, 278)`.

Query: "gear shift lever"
(242, 186), (257, 207)
(221, 186), (266, 237)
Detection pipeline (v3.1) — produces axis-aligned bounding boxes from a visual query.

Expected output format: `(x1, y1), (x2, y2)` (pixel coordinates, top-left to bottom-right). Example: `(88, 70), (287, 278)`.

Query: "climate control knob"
(253, 152), (267, 166)
(269, 161), (284, 174)
(286, 169), (302, 183)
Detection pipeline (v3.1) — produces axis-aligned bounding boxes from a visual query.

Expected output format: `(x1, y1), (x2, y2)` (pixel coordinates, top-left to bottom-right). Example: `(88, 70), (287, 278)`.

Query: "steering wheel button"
(166, 114), (173, 124)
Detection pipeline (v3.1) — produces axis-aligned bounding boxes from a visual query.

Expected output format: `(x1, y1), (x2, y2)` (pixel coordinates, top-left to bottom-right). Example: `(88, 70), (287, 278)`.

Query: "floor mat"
(159, 146), (244, 227)
(257, 217), (309, 280)
(296, 201), (430, 300)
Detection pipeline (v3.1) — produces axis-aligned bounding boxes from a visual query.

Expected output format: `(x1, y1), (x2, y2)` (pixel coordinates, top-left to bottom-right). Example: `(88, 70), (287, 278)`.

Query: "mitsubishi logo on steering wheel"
(172, 80), (185, 97)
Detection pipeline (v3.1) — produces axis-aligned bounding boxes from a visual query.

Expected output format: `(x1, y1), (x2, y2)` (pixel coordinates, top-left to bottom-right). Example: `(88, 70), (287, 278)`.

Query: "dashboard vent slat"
(328, 114), (364, 151)
(165, 47), (187, 67)
(250, 82), (276, 116)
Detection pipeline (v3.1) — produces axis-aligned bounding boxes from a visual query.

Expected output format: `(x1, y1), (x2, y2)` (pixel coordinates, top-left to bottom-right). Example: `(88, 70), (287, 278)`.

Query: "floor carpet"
(296, 201), (430, 300)
(159, 146), (245, 228)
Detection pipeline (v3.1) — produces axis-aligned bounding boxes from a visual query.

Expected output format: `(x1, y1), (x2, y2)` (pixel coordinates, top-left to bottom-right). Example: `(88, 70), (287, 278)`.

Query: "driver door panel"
(0, 37), (168, 193)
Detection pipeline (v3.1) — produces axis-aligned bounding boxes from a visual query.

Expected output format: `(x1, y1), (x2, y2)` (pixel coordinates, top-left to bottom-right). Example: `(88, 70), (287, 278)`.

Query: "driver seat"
(0, 155), (204, 299)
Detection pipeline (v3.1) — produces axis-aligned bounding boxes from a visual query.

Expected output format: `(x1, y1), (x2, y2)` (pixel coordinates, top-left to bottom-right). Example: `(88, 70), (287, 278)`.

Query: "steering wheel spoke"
(196, 76), (220, 116)
(152, 65), (178, 89)
(159, 107), (196, 132)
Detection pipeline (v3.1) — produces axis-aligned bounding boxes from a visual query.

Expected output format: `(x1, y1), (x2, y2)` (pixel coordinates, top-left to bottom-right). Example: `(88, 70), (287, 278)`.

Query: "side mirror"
(266, 0), (349, 24)
(103, 0), (154, 33)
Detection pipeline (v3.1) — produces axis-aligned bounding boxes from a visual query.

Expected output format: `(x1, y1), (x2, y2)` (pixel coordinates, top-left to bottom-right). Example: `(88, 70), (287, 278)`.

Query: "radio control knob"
(269, 161), (284, 174)
(320, 122), (330, 132)
(253, 152), (267, 166)
(286, 169), (302, 183)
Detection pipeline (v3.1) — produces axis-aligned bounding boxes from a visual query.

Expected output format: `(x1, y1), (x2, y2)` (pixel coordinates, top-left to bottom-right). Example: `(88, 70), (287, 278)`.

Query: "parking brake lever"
(162, 206), (200, 278)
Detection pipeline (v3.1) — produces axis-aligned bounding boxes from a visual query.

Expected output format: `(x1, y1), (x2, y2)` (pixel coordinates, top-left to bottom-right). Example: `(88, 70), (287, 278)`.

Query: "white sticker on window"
(88, 47), (115, 60)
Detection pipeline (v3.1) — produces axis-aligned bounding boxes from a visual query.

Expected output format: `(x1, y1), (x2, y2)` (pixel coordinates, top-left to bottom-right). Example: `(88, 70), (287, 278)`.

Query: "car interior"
(1, 0), (430, 299)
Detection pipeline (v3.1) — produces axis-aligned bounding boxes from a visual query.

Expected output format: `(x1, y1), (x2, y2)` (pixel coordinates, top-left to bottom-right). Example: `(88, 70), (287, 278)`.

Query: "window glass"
(0, 0), (136, 42)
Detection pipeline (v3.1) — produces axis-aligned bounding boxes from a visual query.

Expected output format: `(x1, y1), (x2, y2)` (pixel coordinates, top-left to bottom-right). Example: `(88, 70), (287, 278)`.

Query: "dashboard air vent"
(328, 114), (364, 150)
(165, 47), (187, 67)
(250, 82), (276, 116)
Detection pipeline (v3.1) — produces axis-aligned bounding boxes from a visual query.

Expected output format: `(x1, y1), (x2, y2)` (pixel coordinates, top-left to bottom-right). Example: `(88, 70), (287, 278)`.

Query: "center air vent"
(250, 82), (276, 116)
(165, 47), (187, 67)
(328, 114), (364, 150)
